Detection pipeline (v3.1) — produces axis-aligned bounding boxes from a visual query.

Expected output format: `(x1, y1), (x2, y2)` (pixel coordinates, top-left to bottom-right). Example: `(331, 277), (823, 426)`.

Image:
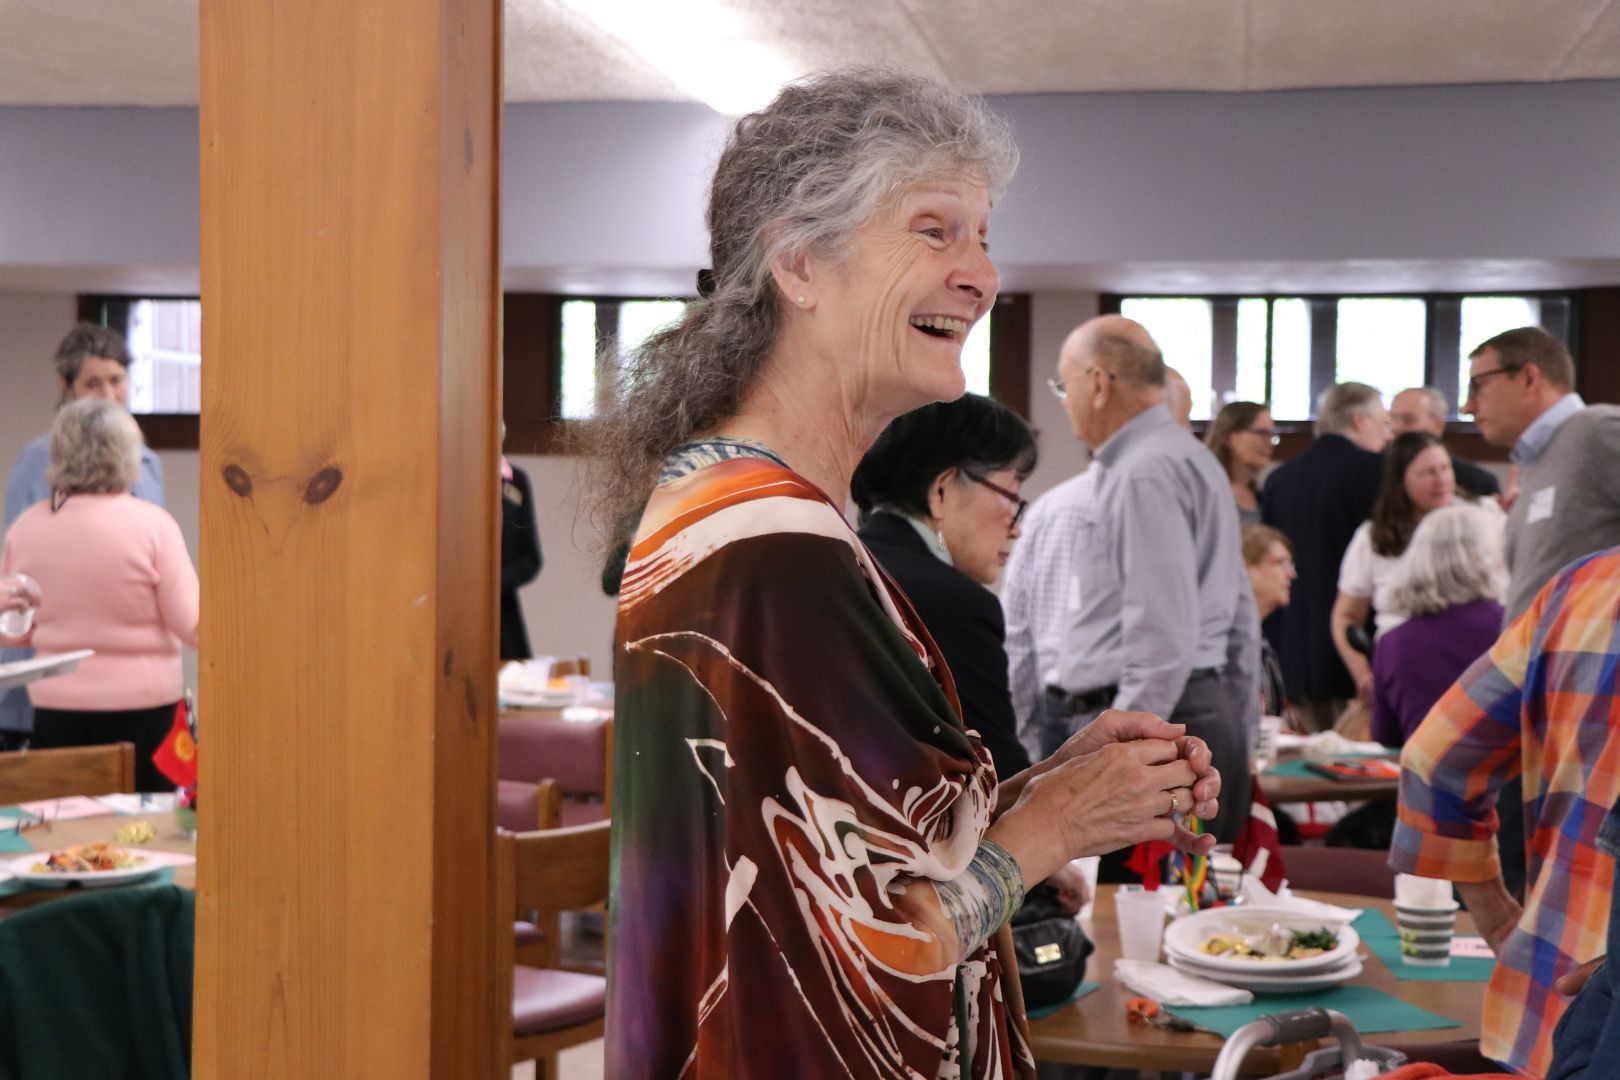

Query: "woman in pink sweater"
(0, 399), (198, 791)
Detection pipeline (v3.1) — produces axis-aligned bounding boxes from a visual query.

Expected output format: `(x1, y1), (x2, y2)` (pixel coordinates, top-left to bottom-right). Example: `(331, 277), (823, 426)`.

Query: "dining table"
(1258, 752), (1401, 806)
(0, 801), (196, 910)
(1026, 885), (1486, 1077)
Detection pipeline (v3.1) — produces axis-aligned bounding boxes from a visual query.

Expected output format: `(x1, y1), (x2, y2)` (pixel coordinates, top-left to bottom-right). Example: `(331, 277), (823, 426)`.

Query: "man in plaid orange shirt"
(1392, 548), (1620, 1077)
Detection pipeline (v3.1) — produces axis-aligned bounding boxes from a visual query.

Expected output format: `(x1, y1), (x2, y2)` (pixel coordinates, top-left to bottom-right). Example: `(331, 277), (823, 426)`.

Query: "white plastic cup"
(1255, 714), (1284, 769)
(1209, 845), (1244, 901)
(1115, 888), (1168, 961)
(0, 574), (37, 637)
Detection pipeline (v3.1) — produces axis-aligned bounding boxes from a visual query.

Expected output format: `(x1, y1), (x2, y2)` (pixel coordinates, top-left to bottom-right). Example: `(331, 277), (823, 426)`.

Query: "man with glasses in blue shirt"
(1464, 327), (1620, 624)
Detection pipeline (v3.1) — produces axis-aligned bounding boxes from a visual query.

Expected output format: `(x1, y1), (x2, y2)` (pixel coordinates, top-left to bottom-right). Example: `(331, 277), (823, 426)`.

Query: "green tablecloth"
(1354, 908), (1496, 982)
(0, 867), (176, 900)
(1263, 753), (1395, 780)
(1175, 983), (1461, 1039)
(1026, 981), (1100, 1021)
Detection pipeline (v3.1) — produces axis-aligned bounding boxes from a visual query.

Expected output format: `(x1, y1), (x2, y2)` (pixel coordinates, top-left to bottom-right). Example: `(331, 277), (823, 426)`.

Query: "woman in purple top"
(1371, 502), (1507, 747)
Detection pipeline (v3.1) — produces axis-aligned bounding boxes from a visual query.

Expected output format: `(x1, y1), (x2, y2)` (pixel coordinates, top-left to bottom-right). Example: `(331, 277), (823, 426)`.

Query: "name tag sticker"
(1527, 486), (1556, 524)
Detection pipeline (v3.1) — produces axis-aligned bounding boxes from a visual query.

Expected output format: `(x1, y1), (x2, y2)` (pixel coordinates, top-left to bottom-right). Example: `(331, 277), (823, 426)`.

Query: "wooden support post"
(195, 1), (501, 1076)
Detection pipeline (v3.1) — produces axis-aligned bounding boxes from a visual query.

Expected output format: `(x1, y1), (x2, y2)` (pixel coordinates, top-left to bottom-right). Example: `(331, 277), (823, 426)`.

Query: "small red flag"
(151, 701), (198, 789)
(1123, 840), (1174, 890)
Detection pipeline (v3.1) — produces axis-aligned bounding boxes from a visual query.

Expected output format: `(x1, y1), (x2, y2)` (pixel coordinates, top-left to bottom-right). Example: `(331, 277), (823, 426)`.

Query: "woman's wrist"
(934, 838), (1026, 956)
(985, 803), (1064, 889)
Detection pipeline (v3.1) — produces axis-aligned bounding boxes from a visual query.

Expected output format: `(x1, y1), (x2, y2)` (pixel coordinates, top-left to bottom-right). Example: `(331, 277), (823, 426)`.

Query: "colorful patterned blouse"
(1391, 548), (1620, 1077)
(605, 451), (1034, 1079)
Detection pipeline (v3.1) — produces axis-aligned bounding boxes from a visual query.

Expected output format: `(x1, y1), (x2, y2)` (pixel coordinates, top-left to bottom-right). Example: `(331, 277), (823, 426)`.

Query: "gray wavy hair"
(47, 398), (142, 494)
(1386, 501), (1507, 617)
(1315, 382), (1383, 437)
(583, 67), (1019, 545)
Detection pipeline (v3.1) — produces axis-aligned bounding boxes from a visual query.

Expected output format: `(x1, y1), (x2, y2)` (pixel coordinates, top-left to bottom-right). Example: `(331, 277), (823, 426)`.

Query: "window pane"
(1336, 298), (1425, 406)
(1270, 299), (1312, 419)
(1234, 298), (1269, 406)
(1457, 296), (1559, 402)
(559, 300), (598, 420)
(617, 300), (686, 362)
(961, 309), (991, 397)
(123, 298), (202, 415)
(1119, 298), (1213, 419)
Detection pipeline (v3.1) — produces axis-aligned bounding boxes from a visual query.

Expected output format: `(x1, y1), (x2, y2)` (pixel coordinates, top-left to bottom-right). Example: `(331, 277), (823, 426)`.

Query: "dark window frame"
(1101, 288), (1594, 462)
(78, 294), (203, 451)
(503, 291), (1031, 454)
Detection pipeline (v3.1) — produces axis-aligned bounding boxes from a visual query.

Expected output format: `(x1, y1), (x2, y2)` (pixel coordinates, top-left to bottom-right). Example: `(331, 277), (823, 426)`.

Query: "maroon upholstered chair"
(496, 712), (613, 832)
(496, 822), (611, 1078)
(1277, 843), (1397, 899)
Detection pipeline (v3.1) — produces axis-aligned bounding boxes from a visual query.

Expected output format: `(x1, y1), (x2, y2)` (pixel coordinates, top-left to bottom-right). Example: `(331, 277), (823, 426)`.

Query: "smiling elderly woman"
(592, 70), (1222, 1078)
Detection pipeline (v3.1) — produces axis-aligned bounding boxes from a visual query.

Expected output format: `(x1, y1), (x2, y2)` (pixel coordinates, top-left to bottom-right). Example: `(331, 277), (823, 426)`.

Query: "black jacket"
(857, 511), (1031, 780)
(1451, 455), (1502, 499)
(500, 465), (543, 660)
(1260, 435), (1383, 701)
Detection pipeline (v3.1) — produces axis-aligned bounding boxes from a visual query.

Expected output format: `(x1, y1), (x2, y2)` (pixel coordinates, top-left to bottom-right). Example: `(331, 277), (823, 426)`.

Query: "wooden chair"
(496, 821), (610, 1079)
(0, 743), (135, 805)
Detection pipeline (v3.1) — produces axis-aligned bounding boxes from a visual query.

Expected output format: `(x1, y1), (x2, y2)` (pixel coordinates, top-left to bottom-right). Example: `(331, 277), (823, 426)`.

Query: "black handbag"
(1009, 882), (1093, 1009)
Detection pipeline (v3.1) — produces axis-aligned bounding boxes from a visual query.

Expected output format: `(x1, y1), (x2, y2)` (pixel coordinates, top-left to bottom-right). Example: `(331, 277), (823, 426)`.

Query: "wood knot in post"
(303, 467), (343, 505)
(443, 648), (455, 678)
(221, 464), (253, 497)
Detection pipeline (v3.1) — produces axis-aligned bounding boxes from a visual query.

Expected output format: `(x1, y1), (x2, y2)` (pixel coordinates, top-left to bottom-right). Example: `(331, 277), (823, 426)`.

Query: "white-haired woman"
(591, 70), (1220, 1077)
(1370, 502), (1507, 748)
(0, 399), (198, 790)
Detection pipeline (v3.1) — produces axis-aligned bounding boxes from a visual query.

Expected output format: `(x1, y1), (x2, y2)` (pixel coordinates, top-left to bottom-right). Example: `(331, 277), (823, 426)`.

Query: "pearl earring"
(796, 295), (807, 306)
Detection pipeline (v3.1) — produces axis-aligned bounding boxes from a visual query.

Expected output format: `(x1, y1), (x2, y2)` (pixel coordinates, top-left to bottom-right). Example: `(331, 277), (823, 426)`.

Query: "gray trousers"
(1039, 670), (1254, 844)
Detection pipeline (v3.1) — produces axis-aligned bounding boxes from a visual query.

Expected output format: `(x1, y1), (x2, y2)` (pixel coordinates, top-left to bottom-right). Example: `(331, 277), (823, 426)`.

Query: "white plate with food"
(6, 843), (165, 888)
(1168, 951), (1364, 994)
(1164, 906), (1359, 975)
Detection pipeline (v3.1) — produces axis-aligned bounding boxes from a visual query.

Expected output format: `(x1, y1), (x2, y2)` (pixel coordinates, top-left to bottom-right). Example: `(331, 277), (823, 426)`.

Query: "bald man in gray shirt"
(1041, 315), (1260, 842)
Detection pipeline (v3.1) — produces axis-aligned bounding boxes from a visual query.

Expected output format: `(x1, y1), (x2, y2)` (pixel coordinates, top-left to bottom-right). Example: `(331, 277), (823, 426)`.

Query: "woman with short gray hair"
(0, 399), (198, 790)
(1370, 502), (1506, 747)
(594, 69), (1220, 1077)
(45, 394), (145, 495)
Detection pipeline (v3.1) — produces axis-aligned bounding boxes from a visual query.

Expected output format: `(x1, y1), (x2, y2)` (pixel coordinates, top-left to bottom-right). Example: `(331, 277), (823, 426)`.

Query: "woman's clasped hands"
(991, 709), (1221, 887)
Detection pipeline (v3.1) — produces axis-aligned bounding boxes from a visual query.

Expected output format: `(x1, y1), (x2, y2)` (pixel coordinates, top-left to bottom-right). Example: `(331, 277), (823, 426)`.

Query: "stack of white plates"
(1163, 907), (1363, 995)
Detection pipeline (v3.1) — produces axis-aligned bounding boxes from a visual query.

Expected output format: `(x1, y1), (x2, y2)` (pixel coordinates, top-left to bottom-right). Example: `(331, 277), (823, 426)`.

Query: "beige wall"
(1, 289), (1109, 686)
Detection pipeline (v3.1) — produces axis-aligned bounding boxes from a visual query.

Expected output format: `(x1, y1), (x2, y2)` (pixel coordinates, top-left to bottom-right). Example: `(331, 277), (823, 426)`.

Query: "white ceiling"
(1, 0), (1617, 107)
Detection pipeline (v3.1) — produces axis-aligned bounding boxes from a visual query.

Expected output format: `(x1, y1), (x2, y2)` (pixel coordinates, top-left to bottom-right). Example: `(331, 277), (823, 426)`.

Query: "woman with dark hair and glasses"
(852, 396), (1094, 919)
(851, 394), (1036, 780)
(1205, 401), (1277, 526)
(1332, 431), (1496, 703)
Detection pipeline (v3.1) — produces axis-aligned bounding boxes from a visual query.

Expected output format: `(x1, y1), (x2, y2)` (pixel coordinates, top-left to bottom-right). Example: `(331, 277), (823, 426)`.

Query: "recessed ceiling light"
(556, 0), (796, 114)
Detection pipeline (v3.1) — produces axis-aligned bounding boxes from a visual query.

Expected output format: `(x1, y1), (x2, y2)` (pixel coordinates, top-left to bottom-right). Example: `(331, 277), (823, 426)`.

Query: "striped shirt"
(1391, 548), (1620, 1077)
(1000, 467), (1097, 757)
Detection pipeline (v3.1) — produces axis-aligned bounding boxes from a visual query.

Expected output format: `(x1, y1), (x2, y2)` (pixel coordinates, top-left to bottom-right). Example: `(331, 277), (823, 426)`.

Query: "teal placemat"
(0, 866), (175, 899)
(1026, 981), (1099, 1021)
(1264, 754), (1393, 780)
(1176, 984), (1460, 1039)
(0, 806), (35, 853)
(1354, 909), (1495, 982)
